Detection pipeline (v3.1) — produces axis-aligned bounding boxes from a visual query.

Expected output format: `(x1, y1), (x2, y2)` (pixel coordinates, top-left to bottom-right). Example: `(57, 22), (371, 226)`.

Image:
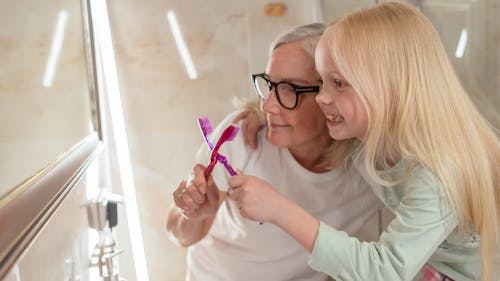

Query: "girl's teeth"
(327, 115), (344, 122)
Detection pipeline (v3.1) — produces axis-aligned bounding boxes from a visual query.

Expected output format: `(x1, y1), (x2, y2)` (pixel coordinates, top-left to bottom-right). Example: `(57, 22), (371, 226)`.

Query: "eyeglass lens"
(253, 76), (297, 109)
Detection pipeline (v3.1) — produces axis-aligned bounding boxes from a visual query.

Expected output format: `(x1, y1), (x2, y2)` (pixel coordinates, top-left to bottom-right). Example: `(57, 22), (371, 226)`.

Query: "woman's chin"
(266, 133), (288, 147)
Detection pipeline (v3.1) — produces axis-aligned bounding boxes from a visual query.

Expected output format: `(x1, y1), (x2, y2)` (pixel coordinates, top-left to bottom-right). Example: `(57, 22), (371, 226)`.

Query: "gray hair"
(269, 23), (325, 57)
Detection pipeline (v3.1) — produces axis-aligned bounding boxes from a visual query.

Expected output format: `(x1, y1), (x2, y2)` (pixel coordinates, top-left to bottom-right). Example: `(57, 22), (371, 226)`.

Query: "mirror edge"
(0, 0), (102, 278)
(0, 135), (101, 279)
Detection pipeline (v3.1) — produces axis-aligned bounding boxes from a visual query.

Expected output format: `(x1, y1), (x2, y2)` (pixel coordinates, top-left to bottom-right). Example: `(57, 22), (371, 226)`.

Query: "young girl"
(228, 2), (500, 280)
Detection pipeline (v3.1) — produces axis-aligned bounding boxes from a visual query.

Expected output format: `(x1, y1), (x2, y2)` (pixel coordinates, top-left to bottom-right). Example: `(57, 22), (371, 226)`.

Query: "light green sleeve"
(308, 169), (457, 281)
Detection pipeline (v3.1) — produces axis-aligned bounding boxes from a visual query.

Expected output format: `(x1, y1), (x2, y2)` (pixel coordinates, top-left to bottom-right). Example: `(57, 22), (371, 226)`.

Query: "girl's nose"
(315, 88), (332, 106)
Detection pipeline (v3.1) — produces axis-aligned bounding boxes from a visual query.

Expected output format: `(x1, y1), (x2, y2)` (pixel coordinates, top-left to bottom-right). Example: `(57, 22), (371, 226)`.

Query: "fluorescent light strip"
(85, 156), (99, 200)
(85, 151), (100, 280)
(455, 28), (467, 58)
(91, 1), (150, 281)
(43, 10), (68, 88)
(166, 10), (198, 80)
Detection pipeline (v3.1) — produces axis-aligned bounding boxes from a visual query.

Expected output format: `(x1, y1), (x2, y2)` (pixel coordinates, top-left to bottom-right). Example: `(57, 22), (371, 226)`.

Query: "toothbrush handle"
(204, 154), (235, 177)
(217, 154), (236, 176)
(204, 166), (213, 178)
(223, 163), (237, 176)
(204, 159), (216, 178)
(204, 151), (218, 178)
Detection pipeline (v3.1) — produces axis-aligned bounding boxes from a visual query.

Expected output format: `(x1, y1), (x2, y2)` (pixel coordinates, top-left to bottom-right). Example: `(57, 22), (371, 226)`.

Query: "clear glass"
(0, 0), (93, 197)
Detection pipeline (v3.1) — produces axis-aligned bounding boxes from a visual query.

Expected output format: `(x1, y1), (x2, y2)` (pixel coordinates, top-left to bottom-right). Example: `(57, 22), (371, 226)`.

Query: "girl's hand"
(227, 171), (284, 223)
(173, 164), (221, 221)
(228, 171), (320, 252)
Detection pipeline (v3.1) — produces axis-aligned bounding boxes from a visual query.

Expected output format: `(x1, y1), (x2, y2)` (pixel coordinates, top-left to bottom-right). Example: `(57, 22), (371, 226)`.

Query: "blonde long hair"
(324, 2), (500, 280)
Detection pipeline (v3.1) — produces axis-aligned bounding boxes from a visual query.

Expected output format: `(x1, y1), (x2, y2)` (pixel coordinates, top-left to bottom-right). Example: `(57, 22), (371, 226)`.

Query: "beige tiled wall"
(0, 0), (92, 196)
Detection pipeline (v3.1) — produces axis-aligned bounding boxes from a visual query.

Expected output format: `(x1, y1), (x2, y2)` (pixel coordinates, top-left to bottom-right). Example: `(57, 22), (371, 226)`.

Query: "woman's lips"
(269, 122), (289, 129)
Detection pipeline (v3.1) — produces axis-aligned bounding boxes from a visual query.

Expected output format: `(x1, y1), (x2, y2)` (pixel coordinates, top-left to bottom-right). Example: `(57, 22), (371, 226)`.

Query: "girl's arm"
(228, 172), (320, 251)
(272, 196), (320, 252)
(228, 169), (459, 281)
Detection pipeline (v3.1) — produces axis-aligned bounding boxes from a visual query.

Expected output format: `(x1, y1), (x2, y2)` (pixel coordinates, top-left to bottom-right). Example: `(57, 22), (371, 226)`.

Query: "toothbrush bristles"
(198, 117), (213, 136)
(227, 126), (239, 141)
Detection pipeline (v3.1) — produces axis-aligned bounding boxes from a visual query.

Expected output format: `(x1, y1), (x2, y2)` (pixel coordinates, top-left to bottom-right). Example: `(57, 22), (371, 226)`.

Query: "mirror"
(0, 0), (101, 278)
(0, 0), (96, 198)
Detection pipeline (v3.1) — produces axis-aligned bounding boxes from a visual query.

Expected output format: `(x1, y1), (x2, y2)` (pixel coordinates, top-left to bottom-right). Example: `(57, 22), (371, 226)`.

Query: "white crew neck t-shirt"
(186, 112), (382, 281)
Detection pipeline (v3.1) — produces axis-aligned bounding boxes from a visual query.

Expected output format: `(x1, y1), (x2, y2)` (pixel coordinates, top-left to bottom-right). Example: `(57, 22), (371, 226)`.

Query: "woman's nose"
(261, 88), (280, 114)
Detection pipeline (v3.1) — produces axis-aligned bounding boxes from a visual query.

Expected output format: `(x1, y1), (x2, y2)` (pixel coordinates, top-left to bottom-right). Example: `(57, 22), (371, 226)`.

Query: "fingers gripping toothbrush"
(198, 117), (263, 225)
(197, 117), (238, 177)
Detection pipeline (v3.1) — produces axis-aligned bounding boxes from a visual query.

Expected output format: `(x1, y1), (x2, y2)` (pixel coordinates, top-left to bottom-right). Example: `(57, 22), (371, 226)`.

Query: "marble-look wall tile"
(246, 0), (319, 73)
(484, 0), (500, 124)
(108, 1), (248, 280)
(322, 0), (375, 24)
(423, 0), (500, 126)
(0, 0), (92, 193)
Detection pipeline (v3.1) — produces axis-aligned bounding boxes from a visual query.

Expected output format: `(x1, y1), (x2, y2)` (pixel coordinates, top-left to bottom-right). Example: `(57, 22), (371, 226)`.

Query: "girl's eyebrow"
(330, 71), (347, 81)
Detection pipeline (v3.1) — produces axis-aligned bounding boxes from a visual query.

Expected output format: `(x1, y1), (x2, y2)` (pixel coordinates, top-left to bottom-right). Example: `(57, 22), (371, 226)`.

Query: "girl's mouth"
(326, 115), (344, 123)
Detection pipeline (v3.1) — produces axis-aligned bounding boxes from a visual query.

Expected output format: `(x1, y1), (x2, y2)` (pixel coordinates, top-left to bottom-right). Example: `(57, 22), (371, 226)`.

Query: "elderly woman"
(165, 23), (382, 281)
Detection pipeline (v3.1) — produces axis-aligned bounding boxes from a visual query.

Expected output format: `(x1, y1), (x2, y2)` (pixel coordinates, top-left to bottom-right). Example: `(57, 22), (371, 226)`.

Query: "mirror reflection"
(0, 0), (93, 197)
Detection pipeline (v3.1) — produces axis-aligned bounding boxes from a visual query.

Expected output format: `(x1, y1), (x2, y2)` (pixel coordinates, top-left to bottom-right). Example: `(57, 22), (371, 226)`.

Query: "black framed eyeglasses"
(251, 73), (320, 110)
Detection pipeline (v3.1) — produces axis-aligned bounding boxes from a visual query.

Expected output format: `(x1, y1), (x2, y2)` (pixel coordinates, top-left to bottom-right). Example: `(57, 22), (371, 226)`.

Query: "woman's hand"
(173, 164), (221, 221)
(227, 171), (284, 223)
(166, 164), (224, 247)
